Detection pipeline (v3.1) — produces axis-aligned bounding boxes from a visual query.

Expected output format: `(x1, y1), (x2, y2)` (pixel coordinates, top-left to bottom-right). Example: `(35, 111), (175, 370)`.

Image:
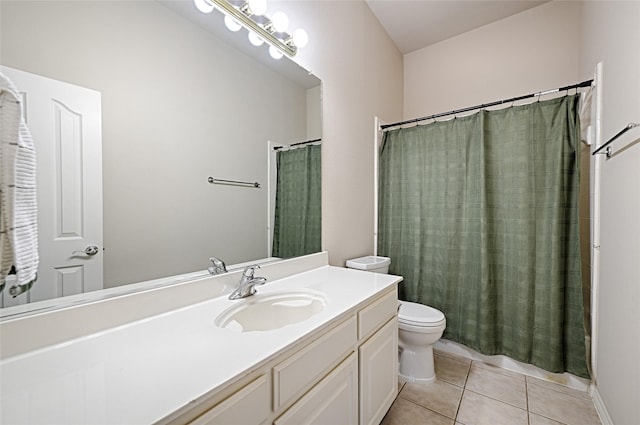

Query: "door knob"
(73, 245), (100, 256)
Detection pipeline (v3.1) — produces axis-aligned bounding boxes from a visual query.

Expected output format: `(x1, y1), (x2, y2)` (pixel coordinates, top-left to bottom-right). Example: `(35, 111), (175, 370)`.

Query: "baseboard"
(590, 384), (614, 425)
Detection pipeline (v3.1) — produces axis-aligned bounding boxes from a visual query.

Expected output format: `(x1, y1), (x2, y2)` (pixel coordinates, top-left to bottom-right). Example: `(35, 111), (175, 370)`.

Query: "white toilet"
(397, 300), (446, 384)
(345, 256), (447, 384)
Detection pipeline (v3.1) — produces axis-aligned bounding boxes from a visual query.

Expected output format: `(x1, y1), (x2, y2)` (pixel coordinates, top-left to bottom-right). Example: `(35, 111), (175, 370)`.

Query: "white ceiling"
(365, 0), (549, 54)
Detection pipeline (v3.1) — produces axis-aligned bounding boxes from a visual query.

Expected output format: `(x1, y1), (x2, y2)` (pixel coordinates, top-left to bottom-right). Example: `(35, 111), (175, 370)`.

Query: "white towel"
(579, 87), (594, 144)
(0, 72), (39, 290)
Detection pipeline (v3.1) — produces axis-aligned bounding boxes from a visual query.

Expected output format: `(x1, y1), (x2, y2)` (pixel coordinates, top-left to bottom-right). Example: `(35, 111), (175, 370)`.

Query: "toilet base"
(398, 345), (437, 384)
(399, 372), (436, 385)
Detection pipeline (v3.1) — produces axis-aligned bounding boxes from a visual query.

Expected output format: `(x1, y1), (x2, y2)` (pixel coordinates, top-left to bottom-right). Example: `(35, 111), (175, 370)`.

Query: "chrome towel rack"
(593, 122), (639, 158)
(208, 177), (260, 188)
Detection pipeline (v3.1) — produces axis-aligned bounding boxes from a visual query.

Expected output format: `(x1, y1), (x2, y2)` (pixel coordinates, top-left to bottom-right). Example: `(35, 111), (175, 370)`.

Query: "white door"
(0, 66), (103, 305)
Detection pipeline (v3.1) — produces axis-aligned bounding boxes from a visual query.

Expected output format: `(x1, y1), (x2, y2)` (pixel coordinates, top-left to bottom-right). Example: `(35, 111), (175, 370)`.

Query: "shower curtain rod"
(273, 138), (322, 151)
(380, 79), (594, 131)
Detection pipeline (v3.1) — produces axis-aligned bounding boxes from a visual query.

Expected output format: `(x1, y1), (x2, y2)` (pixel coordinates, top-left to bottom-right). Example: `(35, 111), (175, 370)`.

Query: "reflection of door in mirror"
(0, 67), (103, 308)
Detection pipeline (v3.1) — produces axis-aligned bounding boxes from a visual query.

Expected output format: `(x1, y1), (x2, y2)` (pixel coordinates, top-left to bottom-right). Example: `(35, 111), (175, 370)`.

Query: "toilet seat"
(398, 301), (446, 328)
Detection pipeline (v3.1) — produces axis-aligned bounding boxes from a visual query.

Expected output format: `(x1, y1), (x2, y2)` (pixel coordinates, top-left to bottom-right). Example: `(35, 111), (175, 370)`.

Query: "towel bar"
(593, 122), (639, 158)
(208, 177), (260, 188)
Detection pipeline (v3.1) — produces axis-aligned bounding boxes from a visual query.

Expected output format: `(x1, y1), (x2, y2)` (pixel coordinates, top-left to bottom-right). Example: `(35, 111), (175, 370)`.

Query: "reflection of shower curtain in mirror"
(272, 145), (321, 258)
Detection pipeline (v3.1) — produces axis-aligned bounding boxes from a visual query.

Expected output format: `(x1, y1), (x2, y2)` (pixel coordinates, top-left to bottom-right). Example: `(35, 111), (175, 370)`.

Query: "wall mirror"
(0, 0), (322, 317)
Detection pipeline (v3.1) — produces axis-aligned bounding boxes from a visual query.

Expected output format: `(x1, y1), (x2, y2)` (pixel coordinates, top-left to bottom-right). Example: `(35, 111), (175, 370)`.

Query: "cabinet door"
(190, 375), (269, 425)
(359, 317), (398, 425)
(273, 316), (357, 411)
(275, 352), (358, 425)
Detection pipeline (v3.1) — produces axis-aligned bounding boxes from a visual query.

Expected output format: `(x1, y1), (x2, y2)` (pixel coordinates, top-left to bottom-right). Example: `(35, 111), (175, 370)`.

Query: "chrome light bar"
(212, 0), (297, 57)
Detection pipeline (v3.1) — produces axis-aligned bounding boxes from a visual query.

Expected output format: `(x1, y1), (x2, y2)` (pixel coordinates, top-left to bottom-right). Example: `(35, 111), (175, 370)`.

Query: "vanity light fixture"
(269, 45), (284, 60)
(247, 0), (267, 16)
(248, 32), (264, 46)
(193, 0), (308, 58)
(224, 15), (242, 31)
(194, 0), (215, 13)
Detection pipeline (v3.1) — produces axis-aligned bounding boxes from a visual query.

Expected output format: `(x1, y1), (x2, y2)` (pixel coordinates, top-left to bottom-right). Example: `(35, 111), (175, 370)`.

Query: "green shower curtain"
(272, 144), (321, 258)
(378, 95), (589, 378)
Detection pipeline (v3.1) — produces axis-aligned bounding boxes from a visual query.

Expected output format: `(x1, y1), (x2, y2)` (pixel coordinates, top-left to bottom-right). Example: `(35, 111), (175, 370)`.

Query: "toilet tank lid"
(399, 301), (445, 324)
(345, 256), (391, 270)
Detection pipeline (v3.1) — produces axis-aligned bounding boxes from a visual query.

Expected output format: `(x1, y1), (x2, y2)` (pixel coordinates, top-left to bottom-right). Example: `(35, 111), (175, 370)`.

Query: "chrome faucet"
(208, 257), (227, 275)
(229, 265), (267, 300)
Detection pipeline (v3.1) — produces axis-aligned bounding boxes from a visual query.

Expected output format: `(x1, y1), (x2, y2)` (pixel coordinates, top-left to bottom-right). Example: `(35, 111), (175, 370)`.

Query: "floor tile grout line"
(530, 411), (571, 425)
(526, 377), (531, 425)
(396, 390), (460, 421)
(426, 354), (597, 425)
(405, 354), (597, 425)
(526, 376), (591, 402)
(523, 378), (583, 425)
(395, 396), (458, 422)
(471, 360), (527, 384)
(435, 359), (470, 388)
(452, 362), (472, 422)
(440, 378), (465, 388)
(464, 362), (529, 411)
(463, 388), (529, 412)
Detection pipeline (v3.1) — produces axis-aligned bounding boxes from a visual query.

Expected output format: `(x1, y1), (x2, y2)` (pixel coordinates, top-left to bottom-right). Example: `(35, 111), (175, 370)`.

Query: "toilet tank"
(345, 256), (391, 274)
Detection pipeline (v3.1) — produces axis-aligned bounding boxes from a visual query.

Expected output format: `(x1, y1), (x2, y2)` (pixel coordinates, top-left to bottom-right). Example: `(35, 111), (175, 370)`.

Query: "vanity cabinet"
(0, 259), (403, 425)
(275, 352), (358, 425)
(190, 375), (270, 425)
(359, 317), (398, 425)
(273, 316), (357, 411)
(357, 289), (399, 425)
(185, 286), (398, 425)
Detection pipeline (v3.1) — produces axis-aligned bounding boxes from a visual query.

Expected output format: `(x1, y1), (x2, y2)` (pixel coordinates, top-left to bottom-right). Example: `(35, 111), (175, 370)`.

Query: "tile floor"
(381, 350), (602, 425)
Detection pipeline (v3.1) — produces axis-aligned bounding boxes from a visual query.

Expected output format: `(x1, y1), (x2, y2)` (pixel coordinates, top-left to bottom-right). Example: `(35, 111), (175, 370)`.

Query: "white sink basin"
(215, 289), (327, 332)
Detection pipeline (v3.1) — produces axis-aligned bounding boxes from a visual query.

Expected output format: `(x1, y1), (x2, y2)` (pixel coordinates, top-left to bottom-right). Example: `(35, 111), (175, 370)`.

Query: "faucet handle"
(208, 257), (227, 275)
(242, 264), (260, 278)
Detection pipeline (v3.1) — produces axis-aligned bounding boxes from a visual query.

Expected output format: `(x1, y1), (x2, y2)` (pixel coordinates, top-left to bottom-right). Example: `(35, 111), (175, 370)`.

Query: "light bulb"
(248, 0), (267, 16)
(292, 28), (308, 48)
(194, 0), (214, 13)
(224, 15), (242, 32)
(271, 11), (289, 33)
(269, 45), (283, 60)
(248, 32), (264, 46)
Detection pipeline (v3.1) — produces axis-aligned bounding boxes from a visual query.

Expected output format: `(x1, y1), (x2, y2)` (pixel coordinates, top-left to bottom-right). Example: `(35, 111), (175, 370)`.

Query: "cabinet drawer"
(191, 375), (269, 425)
(275, 352), (358, 425)
(358, 288), (398, 341)
(273, 316), (357, 411)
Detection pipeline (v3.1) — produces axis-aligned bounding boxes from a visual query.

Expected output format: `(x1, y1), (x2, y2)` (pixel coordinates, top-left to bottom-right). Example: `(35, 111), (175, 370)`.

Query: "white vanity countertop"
(0, 266), (401, 425)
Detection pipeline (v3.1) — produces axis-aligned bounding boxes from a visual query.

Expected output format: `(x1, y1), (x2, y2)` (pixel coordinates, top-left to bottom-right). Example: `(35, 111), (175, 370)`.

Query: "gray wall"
(275, 0), (405, 266)
(401, 1), (640, 421)
(580, 2), (640, 423)
(403, 1), (580, 120)
(1, 1), (310, 287)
